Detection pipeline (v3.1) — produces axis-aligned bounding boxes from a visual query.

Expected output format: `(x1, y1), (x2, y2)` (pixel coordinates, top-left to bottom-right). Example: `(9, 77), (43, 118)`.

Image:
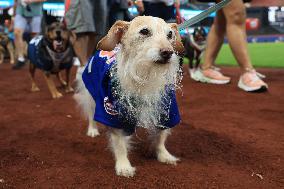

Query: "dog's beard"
(116, 49), (182, 95)
(110, 52), (182, 131)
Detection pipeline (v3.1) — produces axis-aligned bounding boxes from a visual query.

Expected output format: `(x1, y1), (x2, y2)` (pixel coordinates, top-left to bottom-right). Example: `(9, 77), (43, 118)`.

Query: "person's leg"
(30, 15), (42, 37)
(202, 11), (226, 70)
(89, 0), (108, 58)
(222, 0), (252, 71)
(223, 0), (267, 91)
(196, 10), (231, 84)
(87, 33), (99, 58)
(7, 40), (15, 64)
(13, 15), (27, 69)
(73, 33), (90, 66)
(93, 0), (108, 36)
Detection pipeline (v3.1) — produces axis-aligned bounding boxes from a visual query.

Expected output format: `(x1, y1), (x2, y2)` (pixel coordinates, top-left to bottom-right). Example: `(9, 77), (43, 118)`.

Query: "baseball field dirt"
(0, 62), (283, 188)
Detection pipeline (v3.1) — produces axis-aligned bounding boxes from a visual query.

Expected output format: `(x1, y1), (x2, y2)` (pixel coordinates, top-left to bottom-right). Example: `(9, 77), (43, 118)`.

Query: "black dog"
(182, 27), (207, 79)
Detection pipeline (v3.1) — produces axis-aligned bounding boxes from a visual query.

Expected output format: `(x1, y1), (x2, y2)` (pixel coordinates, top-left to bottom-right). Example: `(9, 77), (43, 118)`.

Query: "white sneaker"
(238, 70), (268, 92)
(192, 67), (231, 84)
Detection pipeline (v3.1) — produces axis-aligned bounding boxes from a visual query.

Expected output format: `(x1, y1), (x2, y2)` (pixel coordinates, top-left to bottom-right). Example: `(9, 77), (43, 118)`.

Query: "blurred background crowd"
(0, 0), (283, 91)
(1, 0), (283, 65)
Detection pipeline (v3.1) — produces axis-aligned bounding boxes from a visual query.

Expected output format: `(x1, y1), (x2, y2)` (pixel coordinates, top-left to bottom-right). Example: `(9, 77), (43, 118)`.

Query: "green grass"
(184, 42), (284, 68)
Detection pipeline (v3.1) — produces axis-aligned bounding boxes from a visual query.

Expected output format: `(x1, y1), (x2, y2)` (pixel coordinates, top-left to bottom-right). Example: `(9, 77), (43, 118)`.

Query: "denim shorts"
(14, 14), (42, 33)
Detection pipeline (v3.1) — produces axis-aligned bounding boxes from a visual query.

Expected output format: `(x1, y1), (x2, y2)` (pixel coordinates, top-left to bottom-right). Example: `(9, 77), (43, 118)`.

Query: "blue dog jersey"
(28, 35), (73, 73)
(82, 50), (180, 134)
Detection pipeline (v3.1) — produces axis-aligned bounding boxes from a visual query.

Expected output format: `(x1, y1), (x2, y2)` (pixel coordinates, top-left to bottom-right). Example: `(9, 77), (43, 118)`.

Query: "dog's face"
(46, 22), (72, 53)
(98, 16), (184, 95)
(193, 26), (207, 43)
(0, 34), (9, 47)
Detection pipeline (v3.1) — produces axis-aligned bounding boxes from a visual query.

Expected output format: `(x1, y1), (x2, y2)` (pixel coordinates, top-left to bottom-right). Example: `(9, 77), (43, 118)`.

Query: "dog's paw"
(31, 86), (40, 92)
(65, 86), (74, 93)
(52, 92), (63, 99)
(115, 162), (136, 178)
(86, 127), (99, 138)
(61, 81), (67, 87)
(157, 151), (180, 165)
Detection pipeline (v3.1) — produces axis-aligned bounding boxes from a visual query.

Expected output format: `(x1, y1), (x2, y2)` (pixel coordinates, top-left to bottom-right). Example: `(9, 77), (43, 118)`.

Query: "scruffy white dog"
(75, 16), (184, 177)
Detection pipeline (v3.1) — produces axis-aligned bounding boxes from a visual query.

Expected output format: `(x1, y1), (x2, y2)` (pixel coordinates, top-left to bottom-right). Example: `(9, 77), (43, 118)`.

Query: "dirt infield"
(0, 61), (283, 188)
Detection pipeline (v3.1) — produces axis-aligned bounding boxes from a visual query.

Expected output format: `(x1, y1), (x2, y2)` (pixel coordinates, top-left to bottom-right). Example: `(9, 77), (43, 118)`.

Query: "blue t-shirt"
(82, 50), (180, 135)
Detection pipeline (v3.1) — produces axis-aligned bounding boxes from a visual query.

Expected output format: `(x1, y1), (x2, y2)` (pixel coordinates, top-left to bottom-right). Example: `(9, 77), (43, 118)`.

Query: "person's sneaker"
(12, 60), (26, 70)
(192, 67), (231, 84)
(188, 68), (196, 79)
(238, 69), (268, 92)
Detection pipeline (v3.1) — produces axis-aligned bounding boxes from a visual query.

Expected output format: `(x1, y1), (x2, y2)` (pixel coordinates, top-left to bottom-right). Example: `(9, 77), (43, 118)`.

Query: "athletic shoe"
(188, 68), (196, 79)
(12, 60), (26, 70)
(238, 70), (268, 92)
(192, 67), (231, 84)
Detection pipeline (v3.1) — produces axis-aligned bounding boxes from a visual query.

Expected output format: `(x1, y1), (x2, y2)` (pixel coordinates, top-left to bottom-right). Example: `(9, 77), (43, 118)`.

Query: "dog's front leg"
(7, 42), (15, 64)
(110, 129), (135, 177)
(155, 129), (180, 165)
(29, 63), (40, 92)
(56, 72), (67, 87)
(44, 73), (63, 99)
(195, 52), (202, 69)
(65, 68), (74, 93)
(0, 52), (4, 64)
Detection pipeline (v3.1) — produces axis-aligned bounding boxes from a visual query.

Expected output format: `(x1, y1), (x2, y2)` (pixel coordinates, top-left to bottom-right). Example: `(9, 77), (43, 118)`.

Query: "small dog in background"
(182, 26), (207, 79)
(0, 33), (15, 65)
(75, 16), (184, 177)
(28, 22), (75, 99)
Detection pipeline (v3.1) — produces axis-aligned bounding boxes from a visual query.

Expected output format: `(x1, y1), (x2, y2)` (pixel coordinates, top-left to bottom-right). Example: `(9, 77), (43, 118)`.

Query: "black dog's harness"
(46, 45), (73, 73)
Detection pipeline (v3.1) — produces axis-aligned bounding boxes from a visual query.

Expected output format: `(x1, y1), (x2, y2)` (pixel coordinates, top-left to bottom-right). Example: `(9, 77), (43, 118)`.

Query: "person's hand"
(135, 0), (144, 14)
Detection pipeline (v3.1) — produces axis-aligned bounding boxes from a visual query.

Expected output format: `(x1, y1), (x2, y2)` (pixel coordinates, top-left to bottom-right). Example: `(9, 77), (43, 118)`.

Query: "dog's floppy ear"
(169, 23), (185, 56)
(97, 20), (129, 51)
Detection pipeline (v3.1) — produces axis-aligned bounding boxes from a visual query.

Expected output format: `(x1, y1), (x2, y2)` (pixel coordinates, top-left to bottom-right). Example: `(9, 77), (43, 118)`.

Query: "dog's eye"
(139, 28), (150, 36)
(167, 31), (173, 39)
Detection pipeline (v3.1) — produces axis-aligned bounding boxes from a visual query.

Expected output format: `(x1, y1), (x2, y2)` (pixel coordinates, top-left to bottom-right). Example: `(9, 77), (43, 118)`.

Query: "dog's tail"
(73, 66), (95, 120)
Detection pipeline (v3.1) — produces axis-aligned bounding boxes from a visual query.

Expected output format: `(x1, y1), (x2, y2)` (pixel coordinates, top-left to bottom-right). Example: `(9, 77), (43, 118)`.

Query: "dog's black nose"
(160, 49), (173, 61)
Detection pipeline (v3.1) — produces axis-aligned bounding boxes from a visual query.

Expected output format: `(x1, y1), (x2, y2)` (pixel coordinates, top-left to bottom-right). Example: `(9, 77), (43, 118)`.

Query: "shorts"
(14, 14), (42, 33)
(65, 0), (107, 35)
